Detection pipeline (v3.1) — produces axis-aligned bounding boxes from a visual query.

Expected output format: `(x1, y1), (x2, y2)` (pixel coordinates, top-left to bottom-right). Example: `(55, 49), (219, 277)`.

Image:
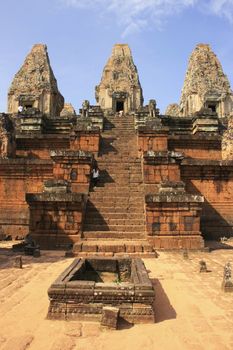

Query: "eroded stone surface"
(179, 44), (233, 117)
(47, 258), (155, 323)
(165, 103), (180, 117)
(60, 103), (76, 116)
(222, 114), (233, 159)
(96, 44), (143, 112)
(8, 44), (64, 116)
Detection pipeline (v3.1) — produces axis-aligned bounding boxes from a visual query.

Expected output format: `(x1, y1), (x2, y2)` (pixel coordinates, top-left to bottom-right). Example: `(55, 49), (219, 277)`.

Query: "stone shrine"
(95, 44), (143, 113)
(166, 44), (233, 118)
(0, 42), (233, 253)
(8, 44), (64, 116)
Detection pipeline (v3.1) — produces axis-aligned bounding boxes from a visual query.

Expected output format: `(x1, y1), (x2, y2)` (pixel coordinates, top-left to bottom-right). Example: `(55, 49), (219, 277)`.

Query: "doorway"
(116, 100), (124, 112)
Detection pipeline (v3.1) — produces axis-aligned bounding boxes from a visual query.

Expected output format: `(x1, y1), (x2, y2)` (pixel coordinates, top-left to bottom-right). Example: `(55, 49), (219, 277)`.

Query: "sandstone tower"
(8, 44), (64, 116)
(95, 44), (143, 113)
(179, 44), (233, 117)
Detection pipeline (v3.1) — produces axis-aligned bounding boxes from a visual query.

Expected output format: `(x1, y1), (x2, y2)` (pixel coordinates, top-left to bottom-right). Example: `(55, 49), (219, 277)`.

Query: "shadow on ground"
(152, 278), (177, 323)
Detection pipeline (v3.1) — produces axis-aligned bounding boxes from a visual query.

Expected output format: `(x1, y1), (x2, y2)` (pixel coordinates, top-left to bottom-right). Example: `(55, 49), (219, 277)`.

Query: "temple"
(8, 44), (64, 116)
(0, 42), (233, 254)
(95, 44), (143, 113)
(166, 44), (233, 117)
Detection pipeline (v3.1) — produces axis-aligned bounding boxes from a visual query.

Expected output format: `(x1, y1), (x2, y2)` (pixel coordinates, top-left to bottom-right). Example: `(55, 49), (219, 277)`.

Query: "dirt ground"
(0, 241), (233, 350)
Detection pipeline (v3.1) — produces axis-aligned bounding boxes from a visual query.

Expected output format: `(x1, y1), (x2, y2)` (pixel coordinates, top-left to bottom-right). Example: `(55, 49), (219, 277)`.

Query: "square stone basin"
(47, 257), (155, 323)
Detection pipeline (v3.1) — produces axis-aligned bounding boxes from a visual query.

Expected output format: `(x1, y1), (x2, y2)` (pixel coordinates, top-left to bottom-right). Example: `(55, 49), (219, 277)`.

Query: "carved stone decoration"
(60, 103), (76, 116)
(148, 99), (157, 118)
(165, 103), (180, 117)
(95, 44), (143, 113)
(179, 44), (233, 117)
(199, 260), (207, 272)
(8, 44), (64, 116)
(222, 262), (233, 292)
(0, 114), (15, 158)
(222, 112), (233, 160)
(81, 100), (90, 117)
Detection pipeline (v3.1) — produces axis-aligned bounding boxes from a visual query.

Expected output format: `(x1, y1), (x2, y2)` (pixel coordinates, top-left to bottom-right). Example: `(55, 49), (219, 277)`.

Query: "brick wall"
(181, 161), (233, 239)
(0, 159), (53, 236)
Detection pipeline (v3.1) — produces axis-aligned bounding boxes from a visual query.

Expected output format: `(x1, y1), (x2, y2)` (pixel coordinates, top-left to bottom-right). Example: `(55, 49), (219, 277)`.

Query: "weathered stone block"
(101, 306), (119, 329)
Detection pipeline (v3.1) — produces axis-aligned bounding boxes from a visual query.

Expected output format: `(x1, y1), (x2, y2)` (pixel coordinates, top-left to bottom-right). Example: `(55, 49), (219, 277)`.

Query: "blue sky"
(0, 0), (233, 113)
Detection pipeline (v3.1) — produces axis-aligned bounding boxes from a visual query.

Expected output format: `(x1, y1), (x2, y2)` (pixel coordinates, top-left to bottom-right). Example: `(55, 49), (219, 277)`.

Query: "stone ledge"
(181, 159), (233, 166)
(0, 159), (53, 165)
(50, 150), (93, 161)
(145, 193), (204, 203)
(26, 192), (87, 202)
(144, 151), (184, 164)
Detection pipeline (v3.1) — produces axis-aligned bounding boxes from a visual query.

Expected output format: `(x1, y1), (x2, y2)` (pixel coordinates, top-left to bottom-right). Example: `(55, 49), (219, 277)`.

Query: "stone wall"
(181, 160), (233, 239)
(143, 152), (181, 184)
(146, 182), (204, 249)
(51, 150), (93, 194)
(168, 135), (222, 160)
(0, 159), (53, 236)
(26, 186), (87, 249)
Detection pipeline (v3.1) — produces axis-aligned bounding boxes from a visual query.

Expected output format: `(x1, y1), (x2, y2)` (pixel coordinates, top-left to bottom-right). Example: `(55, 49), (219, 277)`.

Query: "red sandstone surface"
(0, 242), (233, 350)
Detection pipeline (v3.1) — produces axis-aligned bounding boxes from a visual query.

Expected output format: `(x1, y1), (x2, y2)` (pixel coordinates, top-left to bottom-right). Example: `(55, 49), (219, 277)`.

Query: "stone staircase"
(73, 114), (155, 257)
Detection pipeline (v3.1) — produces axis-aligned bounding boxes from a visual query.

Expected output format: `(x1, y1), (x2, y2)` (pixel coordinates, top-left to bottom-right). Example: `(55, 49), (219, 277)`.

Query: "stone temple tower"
(95, 44), (143, 113)
(8, 44), (64, 116)
(179, 44), (233, 117)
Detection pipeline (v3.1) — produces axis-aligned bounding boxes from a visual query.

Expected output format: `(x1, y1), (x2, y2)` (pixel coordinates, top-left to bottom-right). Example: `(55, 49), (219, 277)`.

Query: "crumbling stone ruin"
(60, 103), (76, 116)
(8, 44), (64, 116)
(166, 44), (233, 118)
(0, 42), (233, 254)
(222, 262), (233, 292)
(95, 44), (143, 113)
(165, 103), (180, 117)
(47, 258), (155, 323)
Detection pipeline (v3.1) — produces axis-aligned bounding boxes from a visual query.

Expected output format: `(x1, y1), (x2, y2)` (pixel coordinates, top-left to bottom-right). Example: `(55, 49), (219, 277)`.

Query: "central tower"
(95, 44), (143, 113)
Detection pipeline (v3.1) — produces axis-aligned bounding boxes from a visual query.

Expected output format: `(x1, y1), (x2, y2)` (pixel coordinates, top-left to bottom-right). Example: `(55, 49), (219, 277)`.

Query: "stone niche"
(47, 257), (155, 324)
(146, 182), (204, 249)
(8, 44), (64, 116)
(95, 44), (143, 113)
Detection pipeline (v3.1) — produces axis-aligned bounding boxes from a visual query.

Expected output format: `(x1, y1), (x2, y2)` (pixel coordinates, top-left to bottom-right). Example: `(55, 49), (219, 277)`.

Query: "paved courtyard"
(0, 241), (233, 350)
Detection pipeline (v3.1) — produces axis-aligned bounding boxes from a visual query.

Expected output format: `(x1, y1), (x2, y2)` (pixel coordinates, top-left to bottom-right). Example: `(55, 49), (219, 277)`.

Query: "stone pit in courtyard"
(47, 257), (155, 324)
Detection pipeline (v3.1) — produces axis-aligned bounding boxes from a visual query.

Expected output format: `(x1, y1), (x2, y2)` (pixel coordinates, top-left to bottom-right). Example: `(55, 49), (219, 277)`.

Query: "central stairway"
(74, 114), (155, 257)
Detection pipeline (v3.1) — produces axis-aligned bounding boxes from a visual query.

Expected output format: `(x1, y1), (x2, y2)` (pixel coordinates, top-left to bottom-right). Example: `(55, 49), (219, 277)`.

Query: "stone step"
(86, 205), (144, 211)
(73, 240), (155, 257)
(87, 201), (144, 208)
(85, 212), (145, 220)
(82, 231), (145, 239)
(73, 240), (156, 257)
(86, 204), (144, 211)
(98, 159), (141, 163)
(89, 194), (143, 200)
(98, 171), (142, 176)
(91, 188), (144, 193)
(83, 224), (145, 232)
(84, 218), (145, 225)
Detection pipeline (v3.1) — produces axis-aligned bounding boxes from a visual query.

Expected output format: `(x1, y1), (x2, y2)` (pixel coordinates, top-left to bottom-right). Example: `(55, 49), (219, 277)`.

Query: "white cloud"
(207, 0), (233, 22)
(61, 0), (233, 36)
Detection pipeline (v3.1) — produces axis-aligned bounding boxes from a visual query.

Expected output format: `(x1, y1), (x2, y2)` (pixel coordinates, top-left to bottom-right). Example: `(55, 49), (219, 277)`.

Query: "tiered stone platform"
(74, 115), (156, 257)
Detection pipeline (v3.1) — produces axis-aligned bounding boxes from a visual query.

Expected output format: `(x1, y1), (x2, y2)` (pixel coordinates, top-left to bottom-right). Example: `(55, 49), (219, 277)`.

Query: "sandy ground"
(0, 242), (233, 350)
